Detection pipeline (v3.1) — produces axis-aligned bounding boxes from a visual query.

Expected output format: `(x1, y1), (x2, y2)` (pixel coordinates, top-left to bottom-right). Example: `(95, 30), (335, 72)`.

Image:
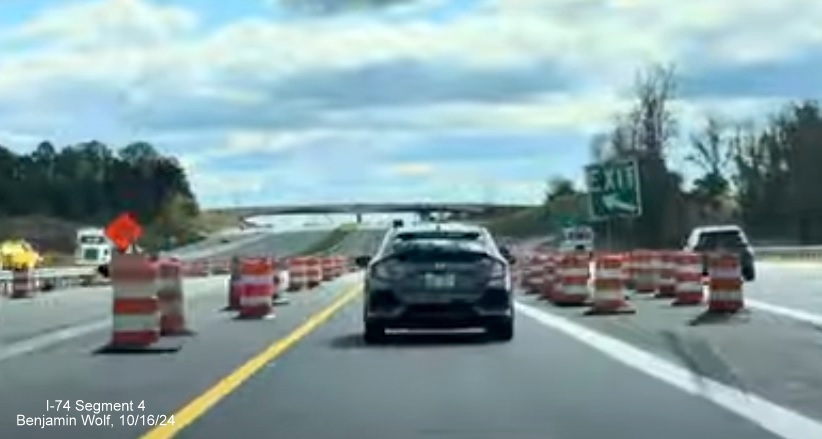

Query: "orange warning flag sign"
(105, 212), (143, 252)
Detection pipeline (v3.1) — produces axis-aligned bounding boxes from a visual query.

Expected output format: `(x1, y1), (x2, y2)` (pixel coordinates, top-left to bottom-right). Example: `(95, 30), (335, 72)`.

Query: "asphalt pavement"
(0, 275), (361, 439)
(747, 261), (822, 313)
(3, 232), (822, 439)
(322, 227), (386, 256)
(519, 259), (822, 424)
(172, 294), (792, 439)
(0, 229), (336, 351)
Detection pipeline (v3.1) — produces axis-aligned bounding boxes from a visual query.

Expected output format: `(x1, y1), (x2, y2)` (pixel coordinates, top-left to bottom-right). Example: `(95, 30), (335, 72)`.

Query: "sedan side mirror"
(354, 255), (372, 268)
(499, 246), (516, 265)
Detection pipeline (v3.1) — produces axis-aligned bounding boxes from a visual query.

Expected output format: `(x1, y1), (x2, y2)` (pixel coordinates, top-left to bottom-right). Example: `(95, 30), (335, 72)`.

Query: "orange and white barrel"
(306, 257), (323, 287)
(621, 252), (634, 289)
(554, 252), (590, 305)
(288, 257), (310, 291)
(672, 251), (704, 306)
(537, 253), (558, 302)
(227, 257), (243, 310)
(512, 253), (527, 291)
(238, 258), (275, 319)
(334, 256), (346, 278)
(10, 268), (35, 299)
(321, 256), (336, 281)
(631, 250), (657, 294)
(158, 258), (191, 335)
(110, 254), (160, 348)
(707, 252), (744, 313)
(587, 253), (634, 314)
(655, 251), (677, 298)
(522, 253), (545, 294)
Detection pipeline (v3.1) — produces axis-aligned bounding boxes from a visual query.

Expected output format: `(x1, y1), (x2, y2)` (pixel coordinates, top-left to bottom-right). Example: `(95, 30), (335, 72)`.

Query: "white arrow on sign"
(602, 193), (638, 213)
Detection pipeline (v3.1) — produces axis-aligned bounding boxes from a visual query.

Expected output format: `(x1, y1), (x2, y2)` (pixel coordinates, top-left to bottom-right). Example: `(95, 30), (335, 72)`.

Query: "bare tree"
(610, 114), (637, 157)
(688, 115), (732, 179)
(631, 64), (678, 159)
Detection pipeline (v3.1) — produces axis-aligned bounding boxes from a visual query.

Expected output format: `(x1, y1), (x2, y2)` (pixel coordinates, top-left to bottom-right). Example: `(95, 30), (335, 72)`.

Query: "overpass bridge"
(205, 202), (536, 223)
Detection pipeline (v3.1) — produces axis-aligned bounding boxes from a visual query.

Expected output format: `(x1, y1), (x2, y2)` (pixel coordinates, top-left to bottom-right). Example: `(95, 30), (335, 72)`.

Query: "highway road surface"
(2, 230), (822, 439)
(0, 230), (335, 362)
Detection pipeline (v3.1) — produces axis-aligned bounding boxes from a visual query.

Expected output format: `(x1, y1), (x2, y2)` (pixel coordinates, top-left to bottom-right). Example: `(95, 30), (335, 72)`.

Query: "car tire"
(742, 265), (756, 282)
(363, 322), (387, 344)
(487, 318), (514, 342)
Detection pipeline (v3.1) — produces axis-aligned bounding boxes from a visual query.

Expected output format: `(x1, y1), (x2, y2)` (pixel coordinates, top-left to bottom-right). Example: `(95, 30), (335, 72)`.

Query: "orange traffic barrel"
(108, 254), (161, 349)
(321, 256), (336, 281)
(238, 258), (275, 319)
(287, 257), (310, 291)
(158, 258), (193, 336)
(10, 268), (35, 299)
(553, 252), (590, 306)
(672, 251), (704, 306)
(707, 252), (744, 313)
(306, 257), (322, 288)
(537, 253), (559, 302)
(654, 251), (677, 298)
(586, 253), (635, 315)
(631, 250), (658, 294)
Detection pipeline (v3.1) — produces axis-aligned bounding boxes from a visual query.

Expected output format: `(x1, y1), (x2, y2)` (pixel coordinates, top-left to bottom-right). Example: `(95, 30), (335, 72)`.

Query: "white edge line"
(746, 299), (822, 327)
(515, 301), (822, 439)
(0, 320), (109, 363)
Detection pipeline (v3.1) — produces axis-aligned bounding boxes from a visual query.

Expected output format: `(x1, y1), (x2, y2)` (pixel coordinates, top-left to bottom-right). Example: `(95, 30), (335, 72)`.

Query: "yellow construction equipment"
(0, 239), (42, 271)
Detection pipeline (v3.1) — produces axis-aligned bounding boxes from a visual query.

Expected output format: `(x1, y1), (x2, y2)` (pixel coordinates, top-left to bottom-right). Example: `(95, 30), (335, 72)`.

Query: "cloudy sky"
(1, 0), (820, 208)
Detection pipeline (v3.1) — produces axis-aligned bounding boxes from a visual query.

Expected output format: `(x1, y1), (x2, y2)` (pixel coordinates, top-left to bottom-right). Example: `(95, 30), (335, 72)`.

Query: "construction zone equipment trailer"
(0, 239), (42, 270)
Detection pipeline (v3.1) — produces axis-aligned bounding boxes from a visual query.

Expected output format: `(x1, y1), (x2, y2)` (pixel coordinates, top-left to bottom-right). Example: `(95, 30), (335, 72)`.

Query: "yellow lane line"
(140, 282), (362, 439)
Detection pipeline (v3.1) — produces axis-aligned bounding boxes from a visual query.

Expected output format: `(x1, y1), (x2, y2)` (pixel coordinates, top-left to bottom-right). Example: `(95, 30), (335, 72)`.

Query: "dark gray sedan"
(356, 223), (515, 344)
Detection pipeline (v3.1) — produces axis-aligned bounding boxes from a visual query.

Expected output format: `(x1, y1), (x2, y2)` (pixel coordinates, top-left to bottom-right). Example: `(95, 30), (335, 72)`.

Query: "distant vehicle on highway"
(558, 225), (594, 253)
(356, 222), (516, 343)
(0, 239), (42, 271)
(392, 219), (404, 228)
(75, 227), (113, 267)
(684, 225), (755, 281)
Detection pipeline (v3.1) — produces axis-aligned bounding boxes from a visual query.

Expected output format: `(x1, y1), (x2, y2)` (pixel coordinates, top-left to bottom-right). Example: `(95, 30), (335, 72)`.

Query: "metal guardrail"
(752, 245), (822, 259)
(0, 228), (347, 295)
(0, 266), (98, 282)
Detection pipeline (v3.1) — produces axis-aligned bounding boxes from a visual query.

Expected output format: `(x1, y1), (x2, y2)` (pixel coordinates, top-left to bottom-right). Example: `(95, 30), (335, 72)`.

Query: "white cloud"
(381, 162), (436, 177)
(1, 0), (819, 135)
(4, 0), (822, 89)
(1, 0), (819, 205)
(0, 0), (197, 50)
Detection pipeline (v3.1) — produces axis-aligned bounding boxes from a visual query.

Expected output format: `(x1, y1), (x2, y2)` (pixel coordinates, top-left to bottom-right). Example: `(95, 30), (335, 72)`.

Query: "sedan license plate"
(423, 273), (456, 289)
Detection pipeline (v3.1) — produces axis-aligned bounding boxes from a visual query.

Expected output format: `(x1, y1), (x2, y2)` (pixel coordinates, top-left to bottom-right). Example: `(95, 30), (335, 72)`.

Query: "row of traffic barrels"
(226, 255), (356, 314)
(514, 249), (744, 315)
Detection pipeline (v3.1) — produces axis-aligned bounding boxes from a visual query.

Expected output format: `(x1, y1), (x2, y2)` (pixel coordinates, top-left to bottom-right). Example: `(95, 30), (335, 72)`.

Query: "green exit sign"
(585, 159), (643, 220)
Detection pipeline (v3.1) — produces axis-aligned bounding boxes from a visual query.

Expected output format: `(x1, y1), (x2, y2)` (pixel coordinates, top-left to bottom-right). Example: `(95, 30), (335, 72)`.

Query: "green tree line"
(0, 140), (202, 250)
(542, 64), (822, 248)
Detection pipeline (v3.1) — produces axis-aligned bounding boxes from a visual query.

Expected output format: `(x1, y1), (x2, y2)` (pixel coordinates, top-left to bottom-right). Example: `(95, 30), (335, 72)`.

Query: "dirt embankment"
(0, 216), (85, 253)
(0, 213), (246, 267)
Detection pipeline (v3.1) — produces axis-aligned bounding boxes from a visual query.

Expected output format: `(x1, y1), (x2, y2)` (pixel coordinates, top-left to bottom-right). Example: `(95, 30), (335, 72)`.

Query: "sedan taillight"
(370, 258), (407, 280)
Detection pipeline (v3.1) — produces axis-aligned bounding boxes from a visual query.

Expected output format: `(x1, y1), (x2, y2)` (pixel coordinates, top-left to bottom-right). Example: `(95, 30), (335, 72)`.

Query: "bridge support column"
(355, 213), (362, 224)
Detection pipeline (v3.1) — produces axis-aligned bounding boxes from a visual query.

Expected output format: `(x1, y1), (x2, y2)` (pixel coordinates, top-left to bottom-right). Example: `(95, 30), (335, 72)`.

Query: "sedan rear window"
(394, 231), (481, 241)
(695, 231), (747, 250)
(388, 230), (487, 255)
